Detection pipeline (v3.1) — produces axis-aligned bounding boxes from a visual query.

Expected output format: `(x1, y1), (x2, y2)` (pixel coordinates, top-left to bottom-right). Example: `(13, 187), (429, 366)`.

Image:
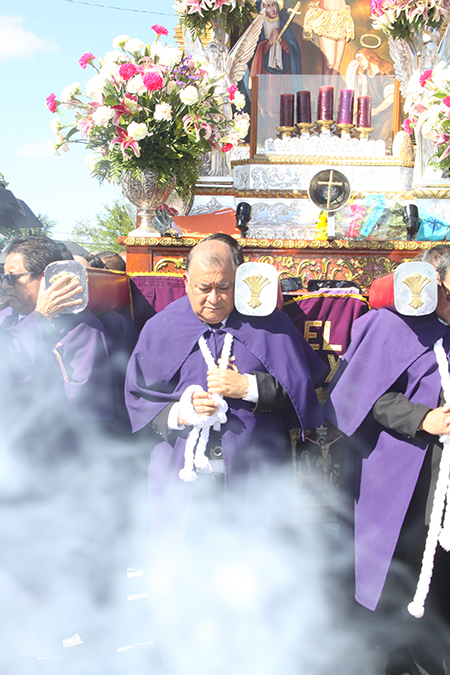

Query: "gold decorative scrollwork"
(154, 257), (187, 273)
(231, 156), (414, 167)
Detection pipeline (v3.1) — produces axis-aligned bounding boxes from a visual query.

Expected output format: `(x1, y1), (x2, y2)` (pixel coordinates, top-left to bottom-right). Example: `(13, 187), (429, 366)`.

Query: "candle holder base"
(336, 123), (355, 139)
(277, 126), (296, 139)
(355, 126), (374, 140)
(296, 122), (315, 137)
(316, 119), (335, 136)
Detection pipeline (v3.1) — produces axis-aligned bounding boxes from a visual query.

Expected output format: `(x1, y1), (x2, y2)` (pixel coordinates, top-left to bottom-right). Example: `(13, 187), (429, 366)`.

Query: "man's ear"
(182, 272), (189, 289)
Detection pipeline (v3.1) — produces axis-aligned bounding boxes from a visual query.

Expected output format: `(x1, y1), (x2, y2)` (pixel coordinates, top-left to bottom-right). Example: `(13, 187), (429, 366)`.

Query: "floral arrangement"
(174, 0), (256, 39)
(46, 26), (250, 198)
(403, 63), (450, 172)
(370, 0), (450, 41)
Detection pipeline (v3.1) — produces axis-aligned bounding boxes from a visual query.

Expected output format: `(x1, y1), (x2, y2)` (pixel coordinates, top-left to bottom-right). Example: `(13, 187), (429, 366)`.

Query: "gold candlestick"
(336, 122), (355, 138)
(277, 125), (296, 139)
(296, 122), (315, 136)
(355, 126), (374, 140)
(316, 119), (335, 135)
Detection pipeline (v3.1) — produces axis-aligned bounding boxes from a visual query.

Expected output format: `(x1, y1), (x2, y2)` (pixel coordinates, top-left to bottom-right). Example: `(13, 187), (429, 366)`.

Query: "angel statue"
(182, 11), (265, 178)
(389, 25), (450, 186)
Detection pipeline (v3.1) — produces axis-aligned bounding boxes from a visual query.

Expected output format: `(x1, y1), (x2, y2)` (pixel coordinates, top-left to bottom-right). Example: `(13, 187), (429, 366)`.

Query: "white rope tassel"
(408, 338), (450, 618)
(178, 333), (233, 482)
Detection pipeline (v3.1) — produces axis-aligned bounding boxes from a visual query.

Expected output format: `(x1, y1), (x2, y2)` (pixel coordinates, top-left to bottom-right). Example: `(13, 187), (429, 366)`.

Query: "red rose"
(222, 143), (233, 153)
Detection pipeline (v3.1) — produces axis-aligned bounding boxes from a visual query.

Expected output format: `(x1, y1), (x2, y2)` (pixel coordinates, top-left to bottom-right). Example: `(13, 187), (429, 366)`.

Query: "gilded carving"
(154, 258), (187, 273)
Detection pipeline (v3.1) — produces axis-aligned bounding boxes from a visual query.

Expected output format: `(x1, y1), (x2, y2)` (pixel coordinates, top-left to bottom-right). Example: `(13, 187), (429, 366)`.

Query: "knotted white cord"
(178, 332), (234, 482)
(408, 338), (450, 618)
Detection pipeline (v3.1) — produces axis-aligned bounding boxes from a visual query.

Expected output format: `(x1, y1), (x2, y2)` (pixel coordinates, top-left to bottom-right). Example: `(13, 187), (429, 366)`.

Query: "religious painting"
(236, 0), (396, 150)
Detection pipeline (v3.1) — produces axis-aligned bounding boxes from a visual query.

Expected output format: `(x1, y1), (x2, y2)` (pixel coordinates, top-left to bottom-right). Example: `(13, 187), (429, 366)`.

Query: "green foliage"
(71, 199), (133, 252)
(0, 172), (8, 189)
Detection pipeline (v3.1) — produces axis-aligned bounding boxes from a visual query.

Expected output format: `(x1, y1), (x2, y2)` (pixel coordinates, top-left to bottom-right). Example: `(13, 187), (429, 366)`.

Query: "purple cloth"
(324, 308), (450, 610)
(0, 307), (116, 422)
(283, 292), (369, 364)
(130, 275), (186, 330)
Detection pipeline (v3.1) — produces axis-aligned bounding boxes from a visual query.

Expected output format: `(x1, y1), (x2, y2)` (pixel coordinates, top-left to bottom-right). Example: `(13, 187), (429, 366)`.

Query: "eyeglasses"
(0, 273), (32, 287)
(441, 281), (450, 302)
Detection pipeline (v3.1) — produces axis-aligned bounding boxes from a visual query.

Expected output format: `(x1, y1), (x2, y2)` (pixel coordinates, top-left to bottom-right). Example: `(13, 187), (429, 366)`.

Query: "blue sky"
(1, 0), (179, 240)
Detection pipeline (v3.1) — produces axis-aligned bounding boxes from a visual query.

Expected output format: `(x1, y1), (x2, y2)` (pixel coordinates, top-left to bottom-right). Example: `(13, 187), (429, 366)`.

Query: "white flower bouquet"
(46, 25), (249, 199)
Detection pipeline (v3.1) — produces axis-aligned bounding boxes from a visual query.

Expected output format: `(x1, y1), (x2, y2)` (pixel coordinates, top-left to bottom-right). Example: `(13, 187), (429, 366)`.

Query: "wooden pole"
(393, 78), (401, 136)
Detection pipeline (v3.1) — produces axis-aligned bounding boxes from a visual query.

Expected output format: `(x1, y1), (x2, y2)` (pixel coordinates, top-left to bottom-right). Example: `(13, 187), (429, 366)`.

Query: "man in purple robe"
(0, 235), (116, 434)
(126, 236), (325, 498)
(324, 254), (450, 675)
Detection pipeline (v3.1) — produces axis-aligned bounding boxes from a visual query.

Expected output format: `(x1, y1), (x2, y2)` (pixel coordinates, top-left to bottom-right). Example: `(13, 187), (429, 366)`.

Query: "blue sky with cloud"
(1, 1), (179, 240)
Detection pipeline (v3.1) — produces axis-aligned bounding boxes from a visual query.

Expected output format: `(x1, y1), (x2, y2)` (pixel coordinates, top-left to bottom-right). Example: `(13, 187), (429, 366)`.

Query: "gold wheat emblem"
(402, 273), (431, 309)
(243, 274), (271, 308)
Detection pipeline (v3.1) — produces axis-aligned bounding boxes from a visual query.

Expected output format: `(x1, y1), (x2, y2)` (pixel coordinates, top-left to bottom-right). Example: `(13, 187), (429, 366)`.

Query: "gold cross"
(317, 170), (343, 210)
(273, 1), (302, 45)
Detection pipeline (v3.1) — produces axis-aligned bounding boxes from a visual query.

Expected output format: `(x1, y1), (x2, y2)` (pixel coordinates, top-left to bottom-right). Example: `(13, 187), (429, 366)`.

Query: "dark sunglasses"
(0, 273), (32, 287)
(441, 281), (450, 302)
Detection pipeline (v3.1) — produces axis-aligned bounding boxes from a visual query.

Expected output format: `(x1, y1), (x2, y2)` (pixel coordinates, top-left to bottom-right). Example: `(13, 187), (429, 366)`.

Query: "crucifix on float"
(273, 1), (302, 46)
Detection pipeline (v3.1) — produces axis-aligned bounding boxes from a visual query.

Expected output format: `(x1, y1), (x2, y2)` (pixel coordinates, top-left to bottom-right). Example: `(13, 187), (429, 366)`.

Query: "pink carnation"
(152, 24), (169, 36)
(79, 52), (95, 69)
(46, 93), (57, 113)
(143, 70), (164, 91)
(227, 84), (238, 101)
(402, 118), (413, 135)
(221, 143), (233, 153)
(442, 96), (450, 108)
(419, 69), (433, 87)
(119, 62), (139, 81)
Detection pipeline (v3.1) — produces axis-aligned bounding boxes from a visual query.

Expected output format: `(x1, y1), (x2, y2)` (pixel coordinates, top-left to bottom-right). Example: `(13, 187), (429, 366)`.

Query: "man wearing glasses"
(0, 234), (116, 430)
(324, 251), (450, 675)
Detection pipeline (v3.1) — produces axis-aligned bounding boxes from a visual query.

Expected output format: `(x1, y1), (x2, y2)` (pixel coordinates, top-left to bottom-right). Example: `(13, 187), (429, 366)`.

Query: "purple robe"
(0, 307), (116, 424)
(126, 295), (326, 491)
(324, 307), (450, 611)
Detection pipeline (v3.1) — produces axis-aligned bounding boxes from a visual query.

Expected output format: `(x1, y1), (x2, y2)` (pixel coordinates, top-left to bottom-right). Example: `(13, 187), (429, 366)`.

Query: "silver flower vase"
(121, 170), (176, 238)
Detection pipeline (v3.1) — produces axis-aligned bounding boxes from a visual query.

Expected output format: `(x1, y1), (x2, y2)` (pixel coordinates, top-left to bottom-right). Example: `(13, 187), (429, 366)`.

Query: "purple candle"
(280, 93), (294, 127)
(357, 95), (372, 128)
(317, 86), (334, 121)
(338, 89), (354, 124)
(296, 90), (311, 124)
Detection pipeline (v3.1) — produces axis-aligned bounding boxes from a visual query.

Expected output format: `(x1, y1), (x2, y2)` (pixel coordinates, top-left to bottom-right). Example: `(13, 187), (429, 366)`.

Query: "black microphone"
(403, 204), (420, 240)
(235, 202), (252, 238)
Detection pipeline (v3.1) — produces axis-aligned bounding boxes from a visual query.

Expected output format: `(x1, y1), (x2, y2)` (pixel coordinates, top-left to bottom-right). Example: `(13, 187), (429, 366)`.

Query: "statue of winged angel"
(389, 26), (450, 184)
(182, 12), (265, 176)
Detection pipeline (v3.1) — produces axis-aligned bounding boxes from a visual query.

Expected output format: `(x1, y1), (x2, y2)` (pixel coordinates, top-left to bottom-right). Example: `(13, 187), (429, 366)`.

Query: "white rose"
(233, 91), (246, 111)
(179, 85), (199, 105)
(100, 61), (121, 80)
(125, 38), (144, 53)
(85, 74), (106, 102)
(50, 118), (62, 135)
(127, 74), (147, 96)
(151, 44), (181, 67)
(84, 154), (97, 171)
(91, 105), (114, 127)
(61, 82), (81, 102)
(112, 34), (130, 49)
(127, 121), (148, 140)
(154, 103), (173, 121)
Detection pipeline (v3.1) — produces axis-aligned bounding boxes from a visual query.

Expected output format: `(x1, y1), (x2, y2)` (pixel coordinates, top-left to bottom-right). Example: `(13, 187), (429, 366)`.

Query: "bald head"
(183, 240), (236, 324)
